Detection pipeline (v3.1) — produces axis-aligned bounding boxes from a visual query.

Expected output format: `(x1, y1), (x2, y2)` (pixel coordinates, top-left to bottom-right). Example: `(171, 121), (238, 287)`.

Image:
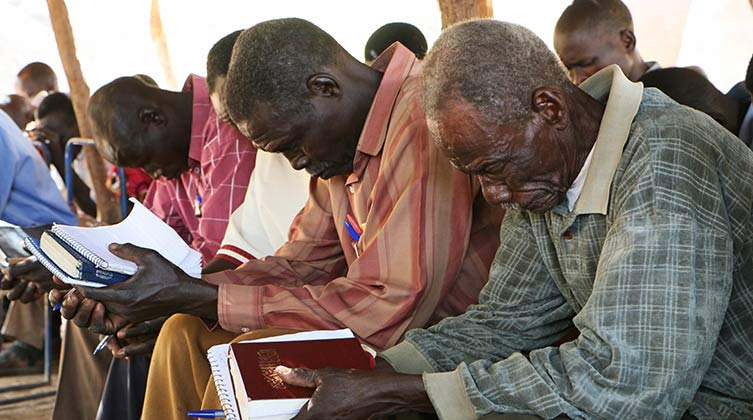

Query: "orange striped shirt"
(203, 44), (503, 350)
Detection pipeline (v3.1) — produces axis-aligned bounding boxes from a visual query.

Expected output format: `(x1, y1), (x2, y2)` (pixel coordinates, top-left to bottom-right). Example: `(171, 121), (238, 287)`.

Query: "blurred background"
(2, 0), (751, 94)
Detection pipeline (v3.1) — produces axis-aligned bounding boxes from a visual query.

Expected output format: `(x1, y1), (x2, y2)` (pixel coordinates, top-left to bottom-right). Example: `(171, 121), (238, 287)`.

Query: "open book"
(207, 329), (374, 420)
(25, 198), (202, 288)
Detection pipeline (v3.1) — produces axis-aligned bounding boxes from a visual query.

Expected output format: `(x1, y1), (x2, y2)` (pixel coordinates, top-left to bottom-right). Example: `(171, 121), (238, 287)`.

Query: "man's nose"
(479, 178), (513, 206)
(287, 153), (310, 171)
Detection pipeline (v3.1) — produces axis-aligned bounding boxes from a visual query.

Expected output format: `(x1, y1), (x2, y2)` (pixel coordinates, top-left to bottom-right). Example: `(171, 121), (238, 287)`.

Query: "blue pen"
(52, 288), (77, 311)
(187, 409), (226, 418)
(194, 193), (203, 217)
(344, 220), (361, 242)
(92, 334), (114, 355)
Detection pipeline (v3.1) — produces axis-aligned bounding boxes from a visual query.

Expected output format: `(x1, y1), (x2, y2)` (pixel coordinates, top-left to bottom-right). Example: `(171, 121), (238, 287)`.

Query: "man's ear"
(620, 29), (637, 53)
(531, 87), (568, 130)
(307, 74), (341, 98)
(138, 107), (166, 126)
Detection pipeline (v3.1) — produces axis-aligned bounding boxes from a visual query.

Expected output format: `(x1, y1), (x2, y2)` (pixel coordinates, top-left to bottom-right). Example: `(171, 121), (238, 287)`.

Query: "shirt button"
(563, 231), (573, 240)
(240, 327), (250, 333)
(193, 167), (200, 173)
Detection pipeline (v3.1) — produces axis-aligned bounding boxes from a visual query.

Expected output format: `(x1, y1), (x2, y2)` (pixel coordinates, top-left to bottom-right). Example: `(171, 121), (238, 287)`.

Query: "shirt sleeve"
(0, 129), (16, 215)
(398, 209), (734, 419)
(381, 209), (575, 374)
(203, 120), (481, 349)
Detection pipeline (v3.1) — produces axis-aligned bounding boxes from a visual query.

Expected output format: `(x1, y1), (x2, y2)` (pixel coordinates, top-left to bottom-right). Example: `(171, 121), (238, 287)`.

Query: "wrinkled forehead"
(427, 99), (501, 168)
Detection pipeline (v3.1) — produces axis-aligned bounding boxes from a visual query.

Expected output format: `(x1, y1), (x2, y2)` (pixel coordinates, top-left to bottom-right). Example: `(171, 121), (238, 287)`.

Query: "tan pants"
(51, 323), (113, 420)
(141, 314), (294, 420)
(1, 298), (45, 349)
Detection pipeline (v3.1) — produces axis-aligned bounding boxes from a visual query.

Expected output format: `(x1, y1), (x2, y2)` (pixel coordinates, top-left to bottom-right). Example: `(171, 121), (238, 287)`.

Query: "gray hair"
(421, 19), (573, 130)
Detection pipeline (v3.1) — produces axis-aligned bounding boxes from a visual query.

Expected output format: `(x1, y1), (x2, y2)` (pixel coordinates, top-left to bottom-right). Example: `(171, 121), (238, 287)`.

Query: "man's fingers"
(8, 257), (41, 277)
(7, 280), (28, 301)
(59, 290), (83, 320)
(108, 243), (150, 265)
(275, 366), (318, 388)
(118, 321), (158, 339)
(19, 283), (41, 303)
(78, 285), (127, 304)
(72, 298), (97, 328)
(120, 339), (156, 358)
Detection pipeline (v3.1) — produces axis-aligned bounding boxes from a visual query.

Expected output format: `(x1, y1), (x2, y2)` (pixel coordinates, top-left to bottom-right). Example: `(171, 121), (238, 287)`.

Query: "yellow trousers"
(141, 314), (294, 420)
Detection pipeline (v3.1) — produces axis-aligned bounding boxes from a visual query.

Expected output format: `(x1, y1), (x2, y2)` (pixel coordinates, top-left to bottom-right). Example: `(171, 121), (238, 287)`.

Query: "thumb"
(275, 366), (318, 388)
(76, 284), (126, 304)
(108, 243), (149, 265)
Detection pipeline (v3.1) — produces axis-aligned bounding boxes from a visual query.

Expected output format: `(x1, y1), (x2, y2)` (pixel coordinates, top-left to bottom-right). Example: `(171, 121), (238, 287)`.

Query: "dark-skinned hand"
(275, 364), (434, 420)
(49, 288), (129, 334)
(77, 243), (218, 324)
(1, 257), (68, 303)
(107, 316), (168, 359)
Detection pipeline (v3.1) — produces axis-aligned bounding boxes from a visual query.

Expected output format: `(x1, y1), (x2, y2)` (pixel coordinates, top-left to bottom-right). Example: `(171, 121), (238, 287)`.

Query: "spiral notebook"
(25, 198), (202, 288)
(206, 329), (371, 420)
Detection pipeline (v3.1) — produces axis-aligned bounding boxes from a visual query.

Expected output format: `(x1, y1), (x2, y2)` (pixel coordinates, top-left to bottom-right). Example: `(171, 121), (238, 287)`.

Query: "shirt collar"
(354, 43), (418, 157)
(182, 74), (212, 164)
(574, 64), (644, 215)
(566, 146), (595, 212)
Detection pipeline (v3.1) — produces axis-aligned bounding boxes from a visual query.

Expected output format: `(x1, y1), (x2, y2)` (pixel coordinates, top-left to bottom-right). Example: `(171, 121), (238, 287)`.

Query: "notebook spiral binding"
(24, 237), (75, 283)
(51, 225), (109, 270)
(207, 348), (240, 420)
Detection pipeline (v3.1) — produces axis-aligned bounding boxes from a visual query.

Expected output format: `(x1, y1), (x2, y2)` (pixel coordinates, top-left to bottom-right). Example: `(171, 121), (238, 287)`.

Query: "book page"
(52, 199), (202, 277)
(238, 329), (354, 345)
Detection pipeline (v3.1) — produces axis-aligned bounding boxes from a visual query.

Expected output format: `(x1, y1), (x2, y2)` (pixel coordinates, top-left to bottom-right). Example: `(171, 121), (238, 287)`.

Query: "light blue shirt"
(0, 111), (77, 227)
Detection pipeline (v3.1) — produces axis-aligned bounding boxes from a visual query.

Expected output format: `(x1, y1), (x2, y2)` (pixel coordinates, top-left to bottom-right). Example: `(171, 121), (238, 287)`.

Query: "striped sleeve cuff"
(216, 244), (257, 265)
(423, 369), (477, 420)
(379, 340), (436, 374)
(217, 283), (265, 333)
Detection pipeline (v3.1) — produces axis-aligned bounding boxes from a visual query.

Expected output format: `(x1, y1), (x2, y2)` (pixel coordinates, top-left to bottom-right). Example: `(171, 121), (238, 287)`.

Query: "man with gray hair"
(275, 19), (753, 419)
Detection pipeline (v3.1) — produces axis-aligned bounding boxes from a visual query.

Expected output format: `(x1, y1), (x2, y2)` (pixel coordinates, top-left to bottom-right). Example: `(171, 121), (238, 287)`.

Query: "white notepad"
(50, 198), (202, 278)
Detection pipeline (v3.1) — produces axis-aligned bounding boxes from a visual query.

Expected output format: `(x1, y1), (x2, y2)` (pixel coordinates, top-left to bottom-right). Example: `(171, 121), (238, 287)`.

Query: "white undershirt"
(566, 147), (595, 212)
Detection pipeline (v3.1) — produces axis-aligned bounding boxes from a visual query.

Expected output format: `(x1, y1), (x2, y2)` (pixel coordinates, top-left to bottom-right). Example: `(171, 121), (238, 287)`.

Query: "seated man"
(94, 32), (311, 420)
(639, 67), (751, 142)
(15, 62), (58, 107)
(275, 20), (753, 419)
(31, 92), (97, 217)
(554, 0), (660, 84)
(57, 18), (502, 420)
(48, 73), (257, 420)
(0, 94), (33, 130)
(364, 22), (427, 64)
(0, 108), (77, 369)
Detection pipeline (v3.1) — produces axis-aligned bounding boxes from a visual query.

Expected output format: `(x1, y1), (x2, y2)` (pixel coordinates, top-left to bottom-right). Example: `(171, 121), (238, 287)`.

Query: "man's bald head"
(88, 76), (192, 179)
(15, 62), (58, 99)
(0, 94), (34, 130)
(746, 53), (753, 97)
(554, 0), (647, 83)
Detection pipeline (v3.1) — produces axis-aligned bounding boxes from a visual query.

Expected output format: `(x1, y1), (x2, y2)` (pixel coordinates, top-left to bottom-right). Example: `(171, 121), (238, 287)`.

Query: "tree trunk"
(437, 0), (493, 28)
(150, 0), (178, 90)
(46, 0), (121, 224)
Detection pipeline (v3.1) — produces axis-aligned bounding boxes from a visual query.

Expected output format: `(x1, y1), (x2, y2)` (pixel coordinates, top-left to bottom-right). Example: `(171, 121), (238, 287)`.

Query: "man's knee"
(154, 314), (206, 352)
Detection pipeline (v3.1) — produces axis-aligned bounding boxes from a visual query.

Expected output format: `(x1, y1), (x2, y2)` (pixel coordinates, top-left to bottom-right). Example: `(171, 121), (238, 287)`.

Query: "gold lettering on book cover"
(257, 349), (286, 390)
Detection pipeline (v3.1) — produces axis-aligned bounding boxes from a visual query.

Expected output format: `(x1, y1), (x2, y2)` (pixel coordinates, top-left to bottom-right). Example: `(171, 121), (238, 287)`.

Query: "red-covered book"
(226, 329), (374, 420)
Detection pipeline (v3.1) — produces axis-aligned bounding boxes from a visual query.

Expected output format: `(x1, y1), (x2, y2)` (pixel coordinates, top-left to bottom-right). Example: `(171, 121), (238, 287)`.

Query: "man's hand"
(49, 288), (129, 334)
(77, 243), (218, 324)
(1, 257), (68, 303)
(275, 366), (434, 420)
(107, 316), (168, 359)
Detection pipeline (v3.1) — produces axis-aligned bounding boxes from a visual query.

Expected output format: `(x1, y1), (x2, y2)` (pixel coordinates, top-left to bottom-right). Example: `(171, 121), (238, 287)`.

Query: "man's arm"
(411, 212), (733, 420)
(204, 121), (488, 349)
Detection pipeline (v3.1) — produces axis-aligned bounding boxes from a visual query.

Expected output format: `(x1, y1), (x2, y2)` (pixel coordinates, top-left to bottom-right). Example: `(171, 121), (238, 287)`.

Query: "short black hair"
(36, 92), (75, 122)
(17, 62), (58, 92)
(556, 0), (633, 37)
(364, 22), (427, 61)
(133, 74), (158, 88)
(207, 30), (243, 94)
(225, 18), (349, 124)
(640, 67), (738, 133)
(746, 53), (753, 97)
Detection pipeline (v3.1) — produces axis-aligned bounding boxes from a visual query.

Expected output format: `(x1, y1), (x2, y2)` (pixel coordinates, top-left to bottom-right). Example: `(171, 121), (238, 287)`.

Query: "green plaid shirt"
(381, 66), (753, 419)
